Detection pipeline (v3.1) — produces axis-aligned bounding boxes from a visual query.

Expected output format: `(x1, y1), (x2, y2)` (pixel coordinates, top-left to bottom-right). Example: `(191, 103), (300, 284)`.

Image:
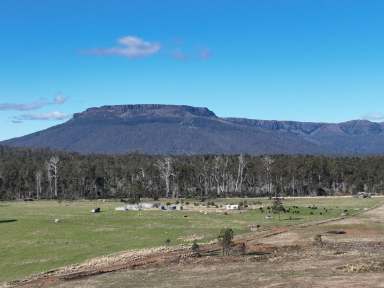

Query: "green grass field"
(0, 197), (382, 283)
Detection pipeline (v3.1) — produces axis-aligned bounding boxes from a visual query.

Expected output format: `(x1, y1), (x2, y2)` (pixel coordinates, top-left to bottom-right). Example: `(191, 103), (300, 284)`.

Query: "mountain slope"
(3, 104), (384, 155)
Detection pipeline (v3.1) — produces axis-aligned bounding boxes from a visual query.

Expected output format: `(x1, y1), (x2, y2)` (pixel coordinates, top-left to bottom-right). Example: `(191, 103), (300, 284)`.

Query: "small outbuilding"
(225, 204), (239, 210)
(357, 192), (372, 199)
(115, 202), (158, 212)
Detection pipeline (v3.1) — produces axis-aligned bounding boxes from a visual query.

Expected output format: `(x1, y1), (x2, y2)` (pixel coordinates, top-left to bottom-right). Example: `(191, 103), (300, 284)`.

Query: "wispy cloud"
(11, 119), (23, 124)
(85, 36), (211, 61)
(13, 111), (70, 122)
(53, 94), (67, 104)
(362, 112), (384, 122)
(86, 36), (161, 58)
(0, 95), (67, 111)
(170, 47), (213, 61)
(0, 100), (47, 111)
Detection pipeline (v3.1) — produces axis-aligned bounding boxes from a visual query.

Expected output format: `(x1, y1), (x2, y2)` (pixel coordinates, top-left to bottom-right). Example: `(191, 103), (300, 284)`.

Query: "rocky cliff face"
(3, 104), (384, 155)
(73, 105), (217, 120)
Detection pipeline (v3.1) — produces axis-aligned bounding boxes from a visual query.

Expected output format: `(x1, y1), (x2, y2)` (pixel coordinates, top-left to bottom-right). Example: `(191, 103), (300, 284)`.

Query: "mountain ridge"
(3, 104), (384, 155)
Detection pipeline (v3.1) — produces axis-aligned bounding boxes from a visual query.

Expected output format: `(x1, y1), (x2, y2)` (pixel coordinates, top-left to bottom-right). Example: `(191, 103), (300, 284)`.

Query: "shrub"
(191, 240), (200, 256)
(218, 228), (234, 256)
(272, 198), (285, 220)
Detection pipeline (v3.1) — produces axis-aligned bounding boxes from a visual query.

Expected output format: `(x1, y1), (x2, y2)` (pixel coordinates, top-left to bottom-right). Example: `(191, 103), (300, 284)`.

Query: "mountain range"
(3, 104), (384, 155)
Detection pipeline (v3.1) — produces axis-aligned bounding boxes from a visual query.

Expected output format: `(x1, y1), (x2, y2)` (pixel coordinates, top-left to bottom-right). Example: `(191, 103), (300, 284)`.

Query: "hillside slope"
(3, 104), (384, 155)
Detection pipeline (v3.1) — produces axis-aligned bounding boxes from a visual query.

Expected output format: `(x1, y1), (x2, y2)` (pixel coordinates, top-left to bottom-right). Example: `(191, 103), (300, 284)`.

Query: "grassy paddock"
(0, 197), (382, 283)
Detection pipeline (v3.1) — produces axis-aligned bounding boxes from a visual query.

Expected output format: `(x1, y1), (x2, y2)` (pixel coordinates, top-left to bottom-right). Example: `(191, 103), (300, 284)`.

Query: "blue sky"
(1, 0), (384, 140)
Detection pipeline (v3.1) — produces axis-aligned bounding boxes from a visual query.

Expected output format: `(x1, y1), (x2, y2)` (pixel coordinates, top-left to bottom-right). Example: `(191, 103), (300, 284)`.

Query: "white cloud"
(0, 95), (67, 111)
(87, 36), (161, 58)
(362, 112), (384, 122)
(13, 111), (70, 122)
(11, 119), (23, 124)
(53, 94), (67, 104)
(0, 100), (46, 111)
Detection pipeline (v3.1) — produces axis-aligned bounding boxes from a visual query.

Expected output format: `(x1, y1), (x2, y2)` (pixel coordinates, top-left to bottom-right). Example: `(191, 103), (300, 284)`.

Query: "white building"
(115, 202), (156, 211)
(225, 204), (239, 210)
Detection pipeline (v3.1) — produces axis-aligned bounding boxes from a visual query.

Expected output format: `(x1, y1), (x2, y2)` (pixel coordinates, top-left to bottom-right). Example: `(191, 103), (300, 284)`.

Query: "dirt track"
(6, 204), (384, 288)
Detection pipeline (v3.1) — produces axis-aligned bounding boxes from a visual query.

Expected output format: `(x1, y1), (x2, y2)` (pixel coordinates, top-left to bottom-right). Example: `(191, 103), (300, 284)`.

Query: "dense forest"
(1, 145), (384, 200)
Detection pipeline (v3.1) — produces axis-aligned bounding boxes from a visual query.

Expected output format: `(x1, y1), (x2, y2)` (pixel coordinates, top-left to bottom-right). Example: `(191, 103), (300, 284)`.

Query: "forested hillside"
(4, 104), (384, 155)
(1, 146), (384, 200)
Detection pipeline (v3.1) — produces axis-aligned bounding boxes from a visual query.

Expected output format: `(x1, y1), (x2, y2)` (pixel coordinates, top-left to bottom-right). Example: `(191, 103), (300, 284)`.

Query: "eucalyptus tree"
(155, 157), (174, 198)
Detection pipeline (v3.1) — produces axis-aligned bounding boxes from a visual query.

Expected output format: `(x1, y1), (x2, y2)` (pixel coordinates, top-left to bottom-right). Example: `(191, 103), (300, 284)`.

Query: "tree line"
(0, 145), (383, 200)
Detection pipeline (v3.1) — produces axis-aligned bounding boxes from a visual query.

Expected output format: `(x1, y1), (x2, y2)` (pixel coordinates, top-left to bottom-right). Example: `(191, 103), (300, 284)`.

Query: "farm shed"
(225, 204), (239, 210)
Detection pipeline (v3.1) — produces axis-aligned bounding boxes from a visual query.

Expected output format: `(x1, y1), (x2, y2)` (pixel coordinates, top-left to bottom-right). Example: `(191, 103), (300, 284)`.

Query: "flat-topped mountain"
(73, 104), (217, 120)
(3, 104), (384, 155)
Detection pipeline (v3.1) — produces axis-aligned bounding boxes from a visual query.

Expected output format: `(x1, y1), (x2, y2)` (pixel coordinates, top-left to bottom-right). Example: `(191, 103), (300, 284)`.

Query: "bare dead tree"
(156, 157), (174, 198)
(262, 156), (274, 198)
(47, 156), (60, 198)
(213, 156), (223, 196)
(235, 154), (246, 195)
(35, 170), (42, 200)
(46, 162), (53, 198)
(213, 156), (229, 196)
(291, 175), (296, 197)
(198, 158), (211, 199)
